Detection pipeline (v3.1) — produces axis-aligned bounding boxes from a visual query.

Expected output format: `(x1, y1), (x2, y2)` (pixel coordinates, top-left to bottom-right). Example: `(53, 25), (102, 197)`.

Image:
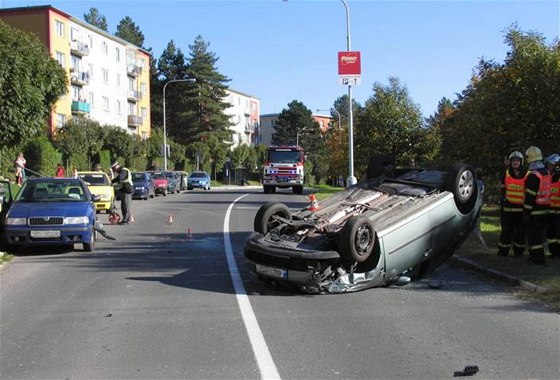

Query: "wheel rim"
(354, 225), (373, 257)
(458, 170), (474, 200)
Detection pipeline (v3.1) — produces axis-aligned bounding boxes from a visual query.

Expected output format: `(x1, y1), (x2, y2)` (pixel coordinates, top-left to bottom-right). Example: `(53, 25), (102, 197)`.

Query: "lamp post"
(163, 78), (196, 171)
(340, 0), (357, 186)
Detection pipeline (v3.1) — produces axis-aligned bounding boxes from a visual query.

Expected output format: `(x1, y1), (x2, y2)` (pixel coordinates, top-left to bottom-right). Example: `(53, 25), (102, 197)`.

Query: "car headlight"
(65, 216), (89, 224)
(135, 186), (144, 190)
(6, 217), (27, 225)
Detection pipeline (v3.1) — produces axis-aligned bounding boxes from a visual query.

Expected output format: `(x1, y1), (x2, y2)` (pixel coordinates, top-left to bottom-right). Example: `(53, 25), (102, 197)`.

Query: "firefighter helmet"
(525, 146), (543, 164)
(546, 153), (560, 167)
(508, 151), (524, 165)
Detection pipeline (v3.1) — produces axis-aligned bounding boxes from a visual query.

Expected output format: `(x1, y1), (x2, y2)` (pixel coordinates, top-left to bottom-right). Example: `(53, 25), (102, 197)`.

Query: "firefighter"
(498, 151), (528, 257)
(546, 154), (560, 259)
(523, 146), (551, 264)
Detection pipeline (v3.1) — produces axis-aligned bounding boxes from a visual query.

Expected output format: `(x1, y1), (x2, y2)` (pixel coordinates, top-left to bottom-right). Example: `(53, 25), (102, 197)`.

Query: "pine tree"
(83, 8), (108, 31)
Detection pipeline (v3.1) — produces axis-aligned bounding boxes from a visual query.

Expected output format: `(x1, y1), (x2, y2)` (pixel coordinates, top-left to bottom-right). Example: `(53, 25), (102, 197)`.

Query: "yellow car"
(77, 171), (115, 213)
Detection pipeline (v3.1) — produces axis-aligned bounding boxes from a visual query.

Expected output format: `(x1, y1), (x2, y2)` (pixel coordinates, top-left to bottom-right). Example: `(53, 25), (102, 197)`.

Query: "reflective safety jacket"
(504, 171), (526, 206)
(524, 168), (551, 216)
(551, 174), (560, 212)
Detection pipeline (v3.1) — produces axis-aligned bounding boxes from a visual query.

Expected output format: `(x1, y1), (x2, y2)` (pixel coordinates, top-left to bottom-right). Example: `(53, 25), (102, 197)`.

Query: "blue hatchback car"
(187, 171), (211, 190)
(132, 171), (155, 200)
(3, 177), (98, 251)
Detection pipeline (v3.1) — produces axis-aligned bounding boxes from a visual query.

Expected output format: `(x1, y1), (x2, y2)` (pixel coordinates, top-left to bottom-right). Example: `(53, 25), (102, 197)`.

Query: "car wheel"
(366, 154), (395, 180)
(339, 216), (376, 263)
(163, 188), (167, 196)
(187, 187), (192, 191)
(254, 202), (292, 235)
(83, 231), (95, 252)
(446, 164), (477, 213)
(205, 184), (210, 191)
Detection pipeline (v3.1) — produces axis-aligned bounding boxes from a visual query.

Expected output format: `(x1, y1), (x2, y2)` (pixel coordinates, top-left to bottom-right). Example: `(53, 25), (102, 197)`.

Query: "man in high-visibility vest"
(498, 151), (527, 257)
(111, 162), (134, 225)
(523, 146), (551, 265)
(546, 154), (560, 259)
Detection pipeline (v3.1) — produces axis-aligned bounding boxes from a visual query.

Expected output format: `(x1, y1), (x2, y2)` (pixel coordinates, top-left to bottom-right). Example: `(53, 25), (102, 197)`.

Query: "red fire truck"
(262, 145), (305, 194)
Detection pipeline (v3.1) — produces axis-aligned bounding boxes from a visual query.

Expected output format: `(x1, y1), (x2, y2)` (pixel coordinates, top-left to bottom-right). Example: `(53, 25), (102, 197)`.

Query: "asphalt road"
(1, 188), (559, 380)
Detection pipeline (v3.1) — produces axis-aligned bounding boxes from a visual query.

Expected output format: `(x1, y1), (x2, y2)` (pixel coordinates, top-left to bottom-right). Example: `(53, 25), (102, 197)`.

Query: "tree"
(53, 117), (106, 170)
(83, 8), (108, 31)
(0, 20), (67, 149)
(354, 77), (431, 176)
(439, 25), (560, 179)
(115, 16), (145, 47)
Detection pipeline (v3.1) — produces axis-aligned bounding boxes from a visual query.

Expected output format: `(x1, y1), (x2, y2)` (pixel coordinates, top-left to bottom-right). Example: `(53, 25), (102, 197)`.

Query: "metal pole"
(162, 78), (196, 171)
(340, 0), (356, 186)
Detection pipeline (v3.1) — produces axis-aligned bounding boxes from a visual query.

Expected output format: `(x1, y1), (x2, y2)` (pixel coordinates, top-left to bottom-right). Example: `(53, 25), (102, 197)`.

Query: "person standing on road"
(498, 151), (528, 257)
(56, 163), (65, 177)
(546, 154), (560, 259)
(111, 162), (133, 225)
(14, 152), (26, 185)
(523, 146), (551, 265)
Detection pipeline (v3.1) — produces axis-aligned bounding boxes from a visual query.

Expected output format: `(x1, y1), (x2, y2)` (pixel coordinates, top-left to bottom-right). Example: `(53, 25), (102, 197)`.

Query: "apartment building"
(224, 88), (260, 148)
(0, 5), (151, 139)
(259, 113), (333, 146)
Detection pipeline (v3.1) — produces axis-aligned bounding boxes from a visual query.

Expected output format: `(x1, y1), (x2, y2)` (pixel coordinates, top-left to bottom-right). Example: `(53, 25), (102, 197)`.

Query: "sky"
(2, 0), (559, 118)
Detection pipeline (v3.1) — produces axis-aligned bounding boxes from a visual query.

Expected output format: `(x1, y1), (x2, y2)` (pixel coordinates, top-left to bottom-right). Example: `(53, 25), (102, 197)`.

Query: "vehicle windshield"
(132, 173), (147, 181)
(189, 172), (208, 178)
(151, 172), (165, 180)
(164, 172), (175, 179)
(79, 173), (110, 185)
(17, 180), (87, 202)
(267, 150), (302, 163)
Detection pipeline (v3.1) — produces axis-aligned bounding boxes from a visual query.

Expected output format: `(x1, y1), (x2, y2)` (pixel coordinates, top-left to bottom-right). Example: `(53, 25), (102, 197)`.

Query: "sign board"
(339, 76), (362, 86)
(338, 51), (361, 76)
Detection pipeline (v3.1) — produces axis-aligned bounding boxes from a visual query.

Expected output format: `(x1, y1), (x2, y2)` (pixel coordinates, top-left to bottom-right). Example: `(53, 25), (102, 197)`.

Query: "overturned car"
(244, 157), (483, 294)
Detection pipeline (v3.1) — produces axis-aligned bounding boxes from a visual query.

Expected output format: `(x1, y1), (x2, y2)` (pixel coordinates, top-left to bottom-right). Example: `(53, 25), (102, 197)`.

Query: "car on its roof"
(77, 171), (115, 213)
(187, 171), (211, 191)
(2, 177), (99, 252)
(244, 155), (484, 294)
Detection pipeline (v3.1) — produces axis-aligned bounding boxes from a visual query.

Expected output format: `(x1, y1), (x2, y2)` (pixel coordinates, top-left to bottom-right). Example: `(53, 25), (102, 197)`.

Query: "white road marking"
(223, 194), (281, 380)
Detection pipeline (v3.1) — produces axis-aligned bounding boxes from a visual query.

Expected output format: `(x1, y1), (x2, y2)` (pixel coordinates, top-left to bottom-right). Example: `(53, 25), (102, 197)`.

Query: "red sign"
(338, 51), (361, 76)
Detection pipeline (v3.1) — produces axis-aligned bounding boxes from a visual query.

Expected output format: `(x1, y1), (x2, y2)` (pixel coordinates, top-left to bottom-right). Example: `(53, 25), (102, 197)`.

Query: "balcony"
(127, 90), (142, 102)
(71, 100), (90, 115)
(70, 40), (90, 56)
(126, 64), (142, 77)
(128, 115), (143, 127)
(70, 70), (90, 86)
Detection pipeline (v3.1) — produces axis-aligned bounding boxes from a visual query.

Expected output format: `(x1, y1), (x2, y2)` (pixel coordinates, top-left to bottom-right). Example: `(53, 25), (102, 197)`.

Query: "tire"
(446, 164), (477, 213)
(339, 216), (376, 263)
(254, 202), (292, 234)
(293, 185), (303, 195)
(83, 230), (95, 252)
(366, 154), (394, 180)
(263, 186), (272, 194)
(163, 188), (167, 196)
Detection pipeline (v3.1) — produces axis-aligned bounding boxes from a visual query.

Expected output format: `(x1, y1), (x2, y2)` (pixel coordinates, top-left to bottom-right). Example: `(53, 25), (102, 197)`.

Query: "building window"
(102, 69), (109, 84)
(55, 51), (65, 67)
(89, 92), (95, 106)
(102, 41), (108, 55)
(70, 27), (79, 41)
(103, 96), (110, 111)
(141, 131), (147, 141)
(115, 47), (121, 62)
(55, 20), (64, 37)
(141, 107), (147, 118)
(116, 73), (121, 87)
(128, 77), (135, 91)
(140, 82), (147, 96)
(116, 100), (122, 114)
(56, 113), (66, 128)
(128, 102), (135, 115)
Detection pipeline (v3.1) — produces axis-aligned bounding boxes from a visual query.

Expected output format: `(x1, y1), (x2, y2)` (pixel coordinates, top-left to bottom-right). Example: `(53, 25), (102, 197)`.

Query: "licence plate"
(30, 230), (61, 238)
(256, 264), (288, 279)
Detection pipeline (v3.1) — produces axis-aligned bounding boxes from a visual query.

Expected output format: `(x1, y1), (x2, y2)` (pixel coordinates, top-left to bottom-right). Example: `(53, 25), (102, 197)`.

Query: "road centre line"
(223, 195), (281, 380)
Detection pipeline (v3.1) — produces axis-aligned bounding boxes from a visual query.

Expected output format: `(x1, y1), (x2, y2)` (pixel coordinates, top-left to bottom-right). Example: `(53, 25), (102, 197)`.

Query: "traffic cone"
(308, 194), (319, 211)
(167, 214), (174, 225)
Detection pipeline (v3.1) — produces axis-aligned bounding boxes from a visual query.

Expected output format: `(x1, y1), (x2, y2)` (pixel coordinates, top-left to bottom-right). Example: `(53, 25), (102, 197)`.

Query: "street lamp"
(162, 78), (196, 171)
(340, 0), (357, 186)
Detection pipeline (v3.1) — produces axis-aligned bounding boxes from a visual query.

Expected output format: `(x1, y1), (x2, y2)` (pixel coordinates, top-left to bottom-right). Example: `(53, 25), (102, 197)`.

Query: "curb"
(449, 255), (550, 294)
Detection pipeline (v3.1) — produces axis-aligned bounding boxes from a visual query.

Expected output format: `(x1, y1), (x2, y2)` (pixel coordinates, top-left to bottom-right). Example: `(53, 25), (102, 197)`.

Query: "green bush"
(23, 135), (61, 177)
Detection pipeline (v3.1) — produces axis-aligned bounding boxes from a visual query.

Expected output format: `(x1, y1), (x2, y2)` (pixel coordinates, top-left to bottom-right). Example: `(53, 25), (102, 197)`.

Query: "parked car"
(78, 171), (115, 213)
(147, 171), (169, 196)
(244, 155), (484, 294)
(187, 171), (211, 190)
(131, 171), (155, 200)
(2, 177), (99, 252)
(164, 171), (181, 194)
